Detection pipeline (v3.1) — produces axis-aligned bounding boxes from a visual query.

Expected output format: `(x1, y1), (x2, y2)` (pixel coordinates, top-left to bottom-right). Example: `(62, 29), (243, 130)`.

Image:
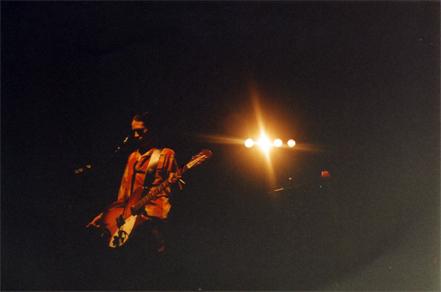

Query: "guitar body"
(100, 188), (146, 248)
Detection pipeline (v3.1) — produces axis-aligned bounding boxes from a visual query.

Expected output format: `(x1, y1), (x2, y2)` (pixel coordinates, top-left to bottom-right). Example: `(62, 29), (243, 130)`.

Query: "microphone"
(115, 136), (131, 153)
(74, 164), (92, 175)
(74, 135), (132, 175)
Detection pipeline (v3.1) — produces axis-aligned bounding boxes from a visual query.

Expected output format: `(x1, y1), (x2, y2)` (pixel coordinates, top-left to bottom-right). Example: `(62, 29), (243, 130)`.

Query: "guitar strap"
(142, 148), (163, 193)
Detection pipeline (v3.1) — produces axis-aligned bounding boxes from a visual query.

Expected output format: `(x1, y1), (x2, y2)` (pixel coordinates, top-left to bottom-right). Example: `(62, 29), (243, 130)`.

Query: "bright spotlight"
(273, 138), (283, 148)
(287, 139), (296, 148)
(244, 138), (255, 148)
(258, 133), (272, 154)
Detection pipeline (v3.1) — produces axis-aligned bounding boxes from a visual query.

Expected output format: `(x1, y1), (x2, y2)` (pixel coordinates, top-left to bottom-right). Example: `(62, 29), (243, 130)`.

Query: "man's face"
(131, 120), (149, 144)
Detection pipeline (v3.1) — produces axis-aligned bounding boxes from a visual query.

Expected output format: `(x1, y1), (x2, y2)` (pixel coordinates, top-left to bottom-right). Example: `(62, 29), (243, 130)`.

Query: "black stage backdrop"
(2, 2), (439, 290)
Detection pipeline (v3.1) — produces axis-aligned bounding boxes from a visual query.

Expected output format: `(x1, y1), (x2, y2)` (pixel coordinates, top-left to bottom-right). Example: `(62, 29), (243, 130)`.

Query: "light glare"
(258, 133), (272, 154)
(287, 139), (296, 148)
(273, 138), (283, 147)
(244, 138), (254, 148)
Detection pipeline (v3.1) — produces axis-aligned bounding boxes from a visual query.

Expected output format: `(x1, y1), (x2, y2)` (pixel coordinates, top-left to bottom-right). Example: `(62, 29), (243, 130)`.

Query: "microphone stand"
(73, 136), (131, 176)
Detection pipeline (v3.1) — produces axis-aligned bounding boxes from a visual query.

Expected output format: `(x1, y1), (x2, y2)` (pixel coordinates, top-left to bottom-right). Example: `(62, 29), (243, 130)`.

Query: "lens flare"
(287, 139), (296, 148)
(244, 138), (255, 148)
(273, 138), (283, 148)
(257, 133), (272, 155)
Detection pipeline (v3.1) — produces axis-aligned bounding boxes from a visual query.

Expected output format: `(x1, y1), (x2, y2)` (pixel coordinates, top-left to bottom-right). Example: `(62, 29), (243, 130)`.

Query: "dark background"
(2, 2), (439, 290)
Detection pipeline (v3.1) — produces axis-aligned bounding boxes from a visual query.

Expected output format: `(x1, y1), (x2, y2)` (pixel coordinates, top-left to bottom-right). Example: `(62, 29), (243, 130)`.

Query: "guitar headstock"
(185, 149), (213, 170)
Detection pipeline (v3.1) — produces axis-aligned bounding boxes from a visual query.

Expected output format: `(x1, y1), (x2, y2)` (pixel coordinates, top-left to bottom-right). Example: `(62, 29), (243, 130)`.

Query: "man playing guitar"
(87, 112), (182, 253)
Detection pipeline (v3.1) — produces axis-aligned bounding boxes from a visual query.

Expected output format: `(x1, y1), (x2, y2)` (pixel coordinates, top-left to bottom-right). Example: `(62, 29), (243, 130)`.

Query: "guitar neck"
(131, 166), (188, 213)
(130, 149), (211, 214)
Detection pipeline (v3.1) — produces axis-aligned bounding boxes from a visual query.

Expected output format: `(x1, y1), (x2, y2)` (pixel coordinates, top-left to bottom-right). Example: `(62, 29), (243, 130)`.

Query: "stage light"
(287, 139), (296, 148)
(257, 133), (272, 155)
(273, 138), (283, 148)
(321, 170), (331, 178)
(244, 138), (255, 148)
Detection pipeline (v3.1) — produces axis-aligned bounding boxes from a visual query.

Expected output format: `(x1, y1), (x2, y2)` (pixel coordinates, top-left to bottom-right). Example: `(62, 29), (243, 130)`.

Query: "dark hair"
(132, 112), (151, 126)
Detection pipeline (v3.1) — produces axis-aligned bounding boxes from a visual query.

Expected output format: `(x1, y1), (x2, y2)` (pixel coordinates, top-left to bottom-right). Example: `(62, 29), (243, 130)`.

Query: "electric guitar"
(98, 149), (212, 248)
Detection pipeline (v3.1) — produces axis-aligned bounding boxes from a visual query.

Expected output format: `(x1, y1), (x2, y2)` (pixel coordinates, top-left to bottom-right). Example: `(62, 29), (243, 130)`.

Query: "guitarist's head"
(131, 112), (155, 152)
